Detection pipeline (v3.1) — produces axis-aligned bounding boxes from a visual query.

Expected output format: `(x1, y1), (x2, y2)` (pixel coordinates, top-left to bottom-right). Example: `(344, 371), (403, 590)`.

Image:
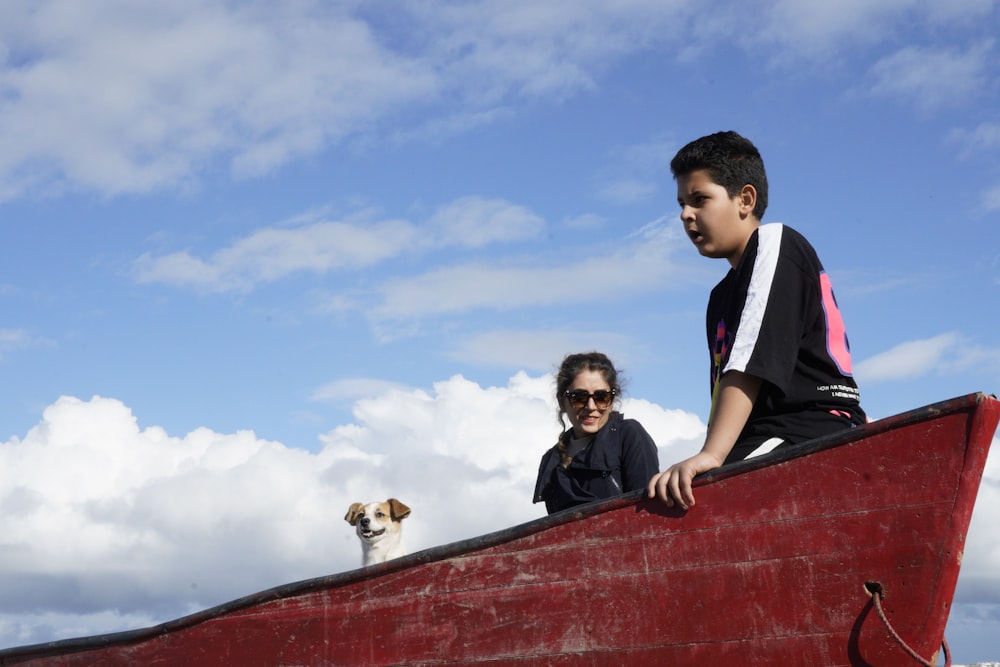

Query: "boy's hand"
(647, 451), (724, 510)
(648, 371), (760, 509)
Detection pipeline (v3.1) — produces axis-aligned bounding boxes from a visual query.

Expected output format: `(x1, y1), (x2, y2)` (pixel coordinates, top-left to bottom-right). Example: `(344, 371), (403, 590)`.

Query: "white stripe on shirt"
(725, 223), (783, 374)
(746, 437), (785, 459)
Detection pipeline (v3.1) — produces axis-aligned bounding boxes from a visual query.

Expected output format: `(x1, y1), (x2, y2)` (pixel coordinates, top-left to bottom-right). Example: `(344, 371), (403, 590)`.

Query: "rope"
(864, 581), (950, 667)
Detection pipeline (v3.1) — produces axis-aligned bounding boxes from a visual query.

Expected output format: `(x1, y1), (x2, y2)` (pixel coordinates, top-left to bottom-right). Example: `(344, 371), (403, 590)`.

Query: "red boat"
(2, 392), (998, 666)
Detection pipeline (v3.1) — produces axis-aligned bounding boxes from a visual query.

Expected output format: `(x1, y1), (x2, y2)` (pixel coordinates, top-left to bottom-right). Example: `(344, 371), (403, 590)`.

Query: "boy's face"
(676, 169), (759, 269)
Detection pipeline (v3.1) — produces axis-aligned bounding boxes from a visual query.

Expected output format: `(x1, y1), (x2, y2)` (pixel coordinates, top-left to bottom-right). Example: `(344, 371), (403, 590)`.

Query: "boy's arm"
(647, 371), (761, 509)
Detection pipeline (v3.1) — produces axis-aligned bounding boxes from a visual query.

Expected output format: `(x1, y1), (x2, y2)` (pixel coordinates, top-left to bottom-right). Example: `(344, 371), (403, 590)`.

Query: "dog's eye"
(376, 511), (386, 518)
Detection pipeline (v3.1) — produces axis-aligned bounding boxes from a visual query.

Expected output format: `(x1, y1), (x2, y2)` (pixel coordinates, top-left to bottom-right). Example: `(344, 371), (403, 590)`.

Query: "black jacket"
(533, 412), (659, 515)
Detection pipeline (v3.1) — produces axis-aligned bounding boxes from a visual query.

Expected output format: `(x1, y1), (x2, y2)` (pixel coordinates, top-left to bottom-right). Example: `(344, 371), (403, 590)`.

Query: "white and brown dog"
(345, 498), (411, 567)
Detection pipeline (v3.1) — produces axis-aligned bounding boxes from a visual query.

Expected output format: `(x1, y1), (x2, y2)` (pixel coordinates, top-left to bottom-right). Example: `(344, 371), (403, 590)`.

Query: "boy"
(647, 131), (865, 509)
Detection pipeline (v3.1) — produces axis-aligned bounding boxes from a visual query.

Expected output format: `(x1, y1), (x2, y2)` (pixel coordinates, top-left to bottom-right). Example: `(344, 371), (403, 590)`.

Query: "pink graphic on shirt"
(710, 318), (731, 422)
(820, 271), (853, 375)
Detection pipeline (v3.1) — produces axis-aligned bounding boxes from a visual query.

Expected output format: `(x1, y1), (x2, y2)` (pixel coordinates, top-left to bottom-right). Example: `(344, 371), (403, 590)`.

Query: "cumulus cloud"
(0, 372), (705, 648)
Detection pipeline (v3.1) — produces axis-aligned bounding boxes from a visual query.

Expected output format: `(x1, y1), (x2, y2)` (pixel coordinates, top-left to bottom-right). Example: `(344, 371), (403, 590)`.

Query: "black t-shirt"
(707, 224), (865, 458)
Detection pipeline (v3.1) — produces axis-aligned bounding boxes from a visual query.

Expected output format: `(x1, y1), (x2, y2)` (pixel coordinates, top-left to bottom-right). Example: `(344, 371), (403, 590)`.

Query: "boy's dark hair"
(670, 131), (768, 220)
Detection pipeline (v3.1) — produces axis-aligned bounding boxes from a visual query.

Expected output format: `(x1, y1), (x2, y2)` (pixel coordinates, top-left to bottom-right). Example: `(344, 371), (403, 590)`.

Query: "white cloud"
(367, 219), (688, 322)
(404, 1), (686, 104)
(856, 332), (960, 382)
(132, 196), (543, 292)
(0, 2), (436, 198)
(5, 2), (991, 199)
(0, 328), (33, 359)
(856, 333), (1000, 383)
(0, 1), (689, 199)
(949, 122), (1000, 213)
(426, 196), (545, 248)
(755, 0), (996, 62)
(982, 183), (1000, 213)
(758, 0), (912, 56)
(373, 262), (581, 318)
(619, 397), (705, 453)
(950, 121), (1000, 156)
(133, 218), (418, 292)
(864, 41), (994, 112)
(597, 178), (658, 205)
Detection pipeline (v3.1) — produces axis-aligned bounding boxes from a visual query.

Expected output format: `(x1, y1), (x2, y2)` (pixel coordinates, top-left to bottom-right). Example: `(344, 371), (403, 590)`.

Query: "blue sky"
(1, 1), (999, 662)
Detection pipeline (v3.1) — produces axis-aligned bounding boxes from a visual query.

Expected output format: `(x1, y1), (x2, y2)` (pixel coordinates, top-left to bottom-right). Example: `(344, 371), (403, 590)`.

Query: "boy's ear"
(737, 184), (757, 217)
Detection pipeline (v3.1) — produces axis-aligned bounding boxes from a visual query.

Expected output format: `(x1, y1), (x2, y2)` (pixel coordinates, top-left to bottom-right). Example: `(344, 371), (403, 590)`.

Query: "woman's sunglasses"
(563, 389), (616, 410)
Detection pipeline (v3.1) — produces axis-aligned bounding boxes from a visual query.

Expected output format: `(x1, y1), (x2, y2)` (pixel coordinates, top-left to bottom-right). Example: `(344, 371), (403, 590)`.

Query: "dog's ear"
(387, 498), (411, 521)
(345, 503), (365, 525)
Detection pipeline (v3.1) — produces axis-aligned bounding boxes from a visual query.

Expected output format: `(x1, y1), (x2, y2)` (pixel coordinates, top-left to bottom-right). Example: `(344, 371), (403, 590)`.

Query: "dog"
(345, 498), (411, 567)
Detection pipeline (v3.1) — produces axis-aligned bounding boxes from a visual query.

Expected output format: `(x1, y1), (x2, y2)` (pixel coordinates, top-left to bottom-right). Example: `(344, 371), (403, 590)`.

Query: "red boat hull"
(3, 393), (998, 666)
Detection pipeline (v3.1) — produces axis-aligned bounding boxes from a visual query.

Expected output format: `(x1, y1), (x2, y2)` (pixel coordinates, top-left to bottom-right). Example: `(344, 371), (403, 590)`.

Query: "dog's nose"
(360, 517), (370, 528)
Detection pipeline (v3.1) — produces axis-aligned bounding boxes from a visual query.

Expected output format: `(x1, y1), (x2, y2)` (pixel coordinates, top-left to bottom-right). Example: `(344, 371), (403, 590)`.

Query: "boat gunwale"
(0, 391), (993, 662)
